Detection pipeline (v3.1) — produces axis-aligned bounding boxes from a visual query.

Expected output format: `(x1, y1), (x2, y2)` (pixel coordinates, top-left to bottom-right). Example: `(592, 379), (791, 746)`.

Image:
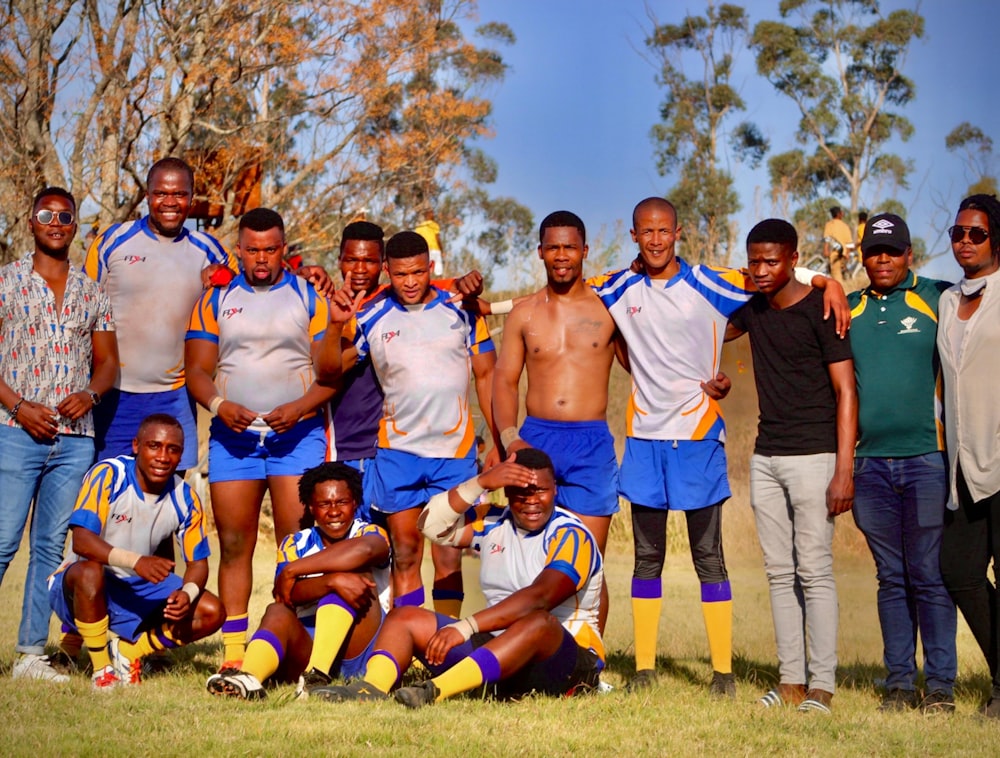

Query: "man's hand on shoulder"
(202, 264), (234, 289)
(811, 276), (851, 337)
(298, 265), (335, 298)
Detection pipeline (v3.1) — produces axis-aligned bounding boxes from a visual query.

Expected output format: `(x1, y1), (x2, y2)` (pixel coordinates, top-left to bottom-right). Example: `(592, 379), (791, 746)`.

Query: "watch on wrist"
(88, 390), (100, 407)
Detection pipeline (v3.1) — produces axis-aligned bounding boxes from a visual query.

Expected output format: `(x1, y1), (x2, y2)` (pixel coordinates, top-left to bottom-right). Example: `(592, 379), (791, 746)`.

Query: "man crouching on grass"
(48, 414), (224, 689)
(206, 462), (391, 700)
(311, 447), (605, 707)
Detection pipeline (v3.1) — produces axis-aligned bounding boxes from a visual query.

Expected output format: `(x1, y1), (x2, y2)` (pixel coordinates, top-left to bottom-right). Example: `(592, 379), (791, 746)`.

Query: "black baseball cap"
(861, 213), (911, 254)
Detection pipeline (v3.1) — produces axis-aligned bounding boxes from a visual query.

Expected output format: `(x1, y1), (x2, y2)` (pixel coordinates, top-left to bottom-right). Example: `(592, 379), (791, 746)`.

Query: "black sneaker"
(311, 679), (388, 703)
(295, 667), (332, 700)
(626, 669), (657, 692)
(919, 690), (955, 714)
(982, 696), (1000, 719)
(879, 687), (918, 712)
(394, 680), (440, 709)
(709, 671), (736, 700)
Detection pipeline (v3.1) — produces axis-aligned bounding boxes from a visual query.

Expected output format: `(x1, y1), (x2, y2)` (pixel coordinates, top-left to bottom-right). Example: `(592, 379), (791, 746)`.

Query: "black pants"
(940, 466), (1000, 691)
(632, 502), (727, 584)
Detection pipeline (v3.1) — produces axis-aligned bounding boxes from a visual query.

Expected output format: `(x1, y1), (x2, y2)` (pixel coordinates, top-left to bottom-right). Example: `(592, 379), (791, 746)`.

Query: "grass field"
(2, 344), (999, 755)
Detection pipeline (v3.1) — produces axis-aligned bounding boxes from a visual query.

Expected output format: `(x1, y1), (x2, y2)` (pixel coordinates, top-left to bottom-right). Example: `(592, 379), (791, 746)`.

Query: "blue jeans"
(853, 453), (957, 694)
(0, 426), (94, 654)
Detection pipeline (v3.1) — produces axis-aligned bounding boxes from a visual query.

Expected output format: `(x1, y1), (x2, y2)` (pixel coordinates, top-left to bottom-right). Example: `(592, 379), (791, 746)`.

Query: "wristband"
(181, 582), (200, 602)
(500, 426), (521, 449)
(208, 396), (225, 415)
(445, 616), (478, 642)
(456, 476), (485, 505)
(490, 298), (514, 316)
(107, 547), (142, 569)
(9, 397), (25, 419)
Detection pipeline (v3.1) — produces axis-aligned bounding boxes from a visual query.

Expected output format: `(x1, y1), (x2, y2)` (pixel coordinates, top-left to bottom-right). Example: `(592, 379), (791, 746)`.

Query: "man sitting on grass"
(48, 414), (224, 689)
(206, 462), (390, 700)
(311, 447), (604, 707)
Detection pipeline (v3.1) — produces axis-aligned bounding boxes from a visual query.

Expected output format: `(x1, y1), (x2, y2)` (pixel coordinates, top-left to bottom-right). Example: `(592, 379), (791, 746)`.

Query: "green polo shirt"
(847, 272), (951, 458)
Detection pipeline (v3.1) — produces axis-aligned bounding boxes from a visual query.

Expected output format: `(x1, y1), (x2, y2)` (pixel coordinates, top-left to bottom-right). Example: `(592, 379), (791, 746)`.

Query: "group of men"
(0, 155), (991, 714)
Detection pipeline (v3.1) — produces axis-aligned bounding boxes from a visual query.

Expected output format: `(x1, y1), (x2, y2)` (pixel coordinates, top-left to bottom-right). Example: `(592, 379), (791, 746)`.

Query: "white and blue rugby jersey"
(51, 455), (210, 582)
(275, 519), (392, 619)
(186, 271), (328, 430)
(591, 260), (753, 442)
(469, 505), (604, 661)
(352, 286), (494, 459)
(85, 217), (235, 392)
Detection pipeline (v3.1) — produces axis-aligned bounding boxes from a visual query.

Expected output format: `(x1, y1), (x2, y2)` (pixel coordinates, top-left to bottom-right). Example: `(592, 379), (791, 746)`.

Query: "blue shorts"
(370, 448), (477, 514)
(50, 569), (183, 642)
(340, 458), (375, 522)
(619, 438), (730, 511)
(208, 415), (325, 482)
(519, 416), (619, 517)
(94, 387), (198, 471)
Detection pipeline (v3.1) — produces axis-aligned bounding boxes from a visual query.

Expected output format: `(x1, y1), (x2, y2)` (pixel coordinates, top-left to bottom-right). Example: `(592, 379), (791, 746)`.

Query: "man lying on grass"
(206, 462), (391, 700)
(311, 447), (605, 707)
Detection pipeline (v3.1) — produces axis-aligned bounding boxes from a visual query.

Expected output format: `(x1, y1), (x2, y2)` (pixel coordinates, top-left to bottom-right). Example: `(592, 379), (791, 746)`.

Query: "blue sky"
(468, 0), (997, 281)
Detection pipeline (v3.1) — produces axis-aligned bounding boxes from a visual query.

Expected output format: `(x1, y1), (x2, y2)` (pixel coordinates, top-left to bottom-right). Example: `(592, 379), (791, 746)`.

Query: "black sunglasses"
(948, 225), (989, 245)
(34, 209), (75, 226)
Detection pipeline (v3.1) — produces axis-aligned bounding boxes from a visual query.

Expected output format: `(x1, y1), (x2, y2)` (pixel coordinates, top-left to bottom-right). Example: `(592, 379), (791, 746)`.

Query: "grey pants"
(750, 453), (838, 693)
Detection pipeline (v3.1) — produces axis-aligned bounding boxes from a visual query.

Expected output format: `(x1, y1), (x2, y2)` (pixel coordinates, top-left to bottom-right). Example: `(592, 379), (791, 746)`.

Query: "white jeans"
(750, 453), (838, 693)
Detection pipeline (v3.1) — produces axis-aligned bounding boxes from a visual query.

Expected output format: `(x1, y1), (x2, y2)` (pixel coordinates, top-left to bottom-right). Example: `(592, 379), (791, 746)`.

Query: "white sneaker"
(206, 670), (266, 700)
(108, 638), (141, 685)
(11, 653), (70, 683)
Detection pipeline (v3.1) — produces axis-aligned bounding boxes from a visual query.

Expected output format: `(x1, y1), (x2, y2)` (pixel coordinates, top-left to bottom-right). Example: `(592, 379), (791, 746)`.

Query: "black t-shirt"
(730, 288), (853, 456)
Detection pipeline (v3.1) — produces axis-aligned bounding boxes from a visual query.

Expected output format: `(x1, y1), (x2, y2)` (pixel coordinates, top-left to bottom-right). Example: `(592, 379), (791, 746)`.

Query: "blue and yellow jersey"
(848, 272), (950, 458)
(51, 456), (210, 581)
(469, 505), (604, 662)
(590, 259), (753, 442)
(186, 271), (328, 429)
(275, 519), (392, 618)
(351, 286), (494, 459)
(85, 216), (235, 392)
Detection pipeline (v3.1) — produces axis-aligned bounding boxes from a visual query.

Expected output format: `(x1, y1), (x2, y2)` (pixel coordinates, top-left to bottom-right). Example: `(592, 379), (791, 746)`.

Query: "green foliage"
(752, 0), (924, 221)
(647, 2), (766, 264)
(946, 121), (998, 199)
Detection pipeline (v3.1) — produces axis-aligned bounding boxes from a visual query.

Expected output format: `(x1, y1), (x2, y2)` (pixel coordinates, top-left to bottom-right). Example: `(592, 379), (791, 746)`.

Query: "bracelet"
(107, 547), (142, 569)
(9, 397), (25, 419)
(181, 582), (200, 602)
(208, 396), (224, 415)
(500, 426), (521, 449)
(456, 476), (485, 504)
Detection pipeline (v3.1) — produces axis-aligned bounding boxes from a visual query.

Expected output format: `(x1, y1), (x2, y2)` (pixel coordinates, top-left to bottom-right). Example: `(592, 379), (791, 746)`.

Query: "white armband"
(418, 490), (466, 546)
(500, 426), (521, 449)
(490, 298), (514, 316)
(107, 547), (141, 570)
(208, 396), (225, 415)
(794, 266), (823, 286)
(445, 616), (479, 642)
(456, 476), (485, 505)
(181, 582), (200, 602)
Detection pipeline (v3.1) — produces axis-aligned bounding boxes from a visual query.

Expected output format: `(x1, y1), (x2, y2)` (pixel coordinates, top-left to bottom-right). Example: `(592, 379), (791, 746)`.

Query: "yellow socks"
(305, 594), (357, 674)
(76, 617), (111, 672)
(701, 581), (733, 674)
(631, 577), (662, 671)
(221, 613), (249, 665)
(363, 651), (401, 693)
(242, 630), (283, 682)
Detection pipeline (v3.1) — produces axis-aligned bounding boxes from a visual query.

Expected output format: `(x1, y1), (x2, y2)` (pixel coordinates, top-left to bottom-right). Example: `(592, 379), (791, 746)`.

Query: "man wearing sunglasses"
(846, 212), (956, 713)
(0, 187), (118, 682)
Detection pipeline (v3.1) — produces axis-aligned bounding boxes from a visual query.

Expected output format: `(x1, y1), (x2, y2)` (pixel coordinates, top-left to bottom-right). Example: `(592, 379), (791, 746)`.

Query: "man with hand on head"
(311, 448), (604, 707)
(48, 414), (224, 689)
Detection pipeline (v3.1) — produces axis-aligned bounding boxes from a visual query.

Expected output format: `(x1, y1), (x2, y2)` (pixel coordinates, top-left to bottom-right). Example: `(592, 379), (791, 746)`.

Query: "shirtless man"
(493, 210), (623, 630)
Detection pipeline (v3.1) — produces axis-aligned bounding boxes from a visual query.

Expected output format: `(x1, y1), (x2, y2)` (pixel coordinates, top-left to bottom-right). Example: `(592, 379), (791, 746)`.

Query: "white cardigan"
(937, 266), (1000, 507)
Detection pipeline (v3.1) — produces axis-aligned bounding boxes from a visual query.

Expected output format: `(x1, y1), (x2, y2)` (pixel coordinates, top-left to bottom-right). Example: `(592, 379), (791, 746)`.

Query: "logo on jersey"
(221, 307), (244, 319)
(110, 512), (133, 524)
(382, 330), (400, 343)
(897, 316), (920, 335)
(626, 306), (642, 317)
(122, 255), (146, 265)
(489, 542), (505, 555)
